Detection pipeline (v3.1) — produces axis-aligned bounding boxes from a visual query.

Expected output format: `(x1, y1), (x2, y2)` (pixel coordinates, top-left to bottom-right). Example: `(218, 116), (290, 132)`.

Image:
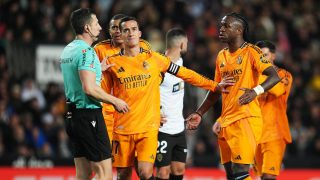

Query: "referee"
(60, 8), (129, 180)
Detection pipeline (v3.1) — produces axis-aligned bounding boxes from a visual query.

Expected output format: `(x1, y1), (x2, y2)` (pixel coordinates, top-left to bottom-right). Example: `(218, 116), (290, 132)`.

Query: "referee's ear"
(180, 41), (184, 51)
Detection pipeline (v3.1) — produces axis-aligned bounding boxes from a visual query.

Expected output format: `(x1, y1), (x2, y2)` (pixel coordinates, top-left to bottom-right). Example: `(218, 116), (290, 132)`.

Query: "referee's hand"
(114, 98), (130, 113)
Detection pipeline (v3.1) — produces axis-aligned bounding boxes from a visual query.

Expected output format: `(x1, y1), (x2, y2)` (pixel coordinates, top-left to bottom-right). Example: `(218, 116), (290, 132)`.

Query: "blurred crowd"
(0, 0), (319, 167)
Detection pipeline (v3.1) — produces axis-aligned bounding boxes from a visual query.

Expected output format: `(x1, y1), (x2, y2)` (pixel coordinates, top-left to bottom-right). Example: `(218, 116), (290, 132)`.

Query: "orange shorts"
(218, 117), (262, 165)
(253, 139), (286, 176)
(102, 106), (115, 143)
(112, 130), (158, 167)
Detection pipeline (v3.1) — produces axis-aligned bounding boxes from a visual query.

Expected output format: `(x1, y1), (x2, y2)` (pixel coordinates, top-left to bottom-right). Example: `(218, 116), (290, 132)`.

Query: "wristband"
(253, 85), (264, 95)
(194, 111), (203, 119)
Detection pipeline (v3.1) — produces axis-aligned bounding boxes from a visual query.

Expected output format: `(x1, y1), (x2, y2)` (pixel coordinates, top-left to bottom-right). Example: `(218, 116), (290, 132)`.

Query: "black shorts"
(65, 108), (111, 162)
(155, 131), (187, 167)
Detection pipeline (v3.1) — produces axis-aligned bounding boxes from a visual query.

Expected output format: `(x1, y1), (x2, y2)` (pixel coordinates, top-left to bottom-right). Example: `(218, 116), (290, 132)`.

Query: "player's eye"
(111, 26), (119, 30)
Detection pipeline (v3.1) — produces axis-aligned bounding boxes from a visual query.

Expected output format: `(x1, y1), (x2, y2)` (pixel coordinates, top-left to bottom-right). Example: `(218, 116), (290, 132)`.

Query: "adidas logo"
(91, 121), (96, 127)
(117, 67), (125, 73)
(235, 155), (242, 160)
(269, 167), (275, 171)
(150, 154), (154, 159)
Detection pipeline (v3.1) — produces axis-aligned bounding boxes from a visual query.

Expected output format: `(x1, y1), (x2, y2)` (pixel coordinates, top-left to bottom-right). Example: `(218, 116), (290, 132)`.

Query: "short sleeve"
(249, 46), (272, 74)
(140, 39), (152, 51)
(78, 47), (98, 72)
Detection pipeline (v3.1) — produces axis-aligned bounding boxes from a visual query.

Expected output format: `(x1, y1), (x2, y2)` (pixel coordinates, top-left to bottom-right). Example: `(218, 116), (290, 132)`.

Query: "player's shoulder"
(220, 47), (229, 52)
(139, 39), (152, 50)
(278, 68), (293, 78)
(107, 50), (122, 61)
(245, 42), (263, 54)
(94, 39), (112, 49)
(78, 46), (94, 55)
(151, 51), (168, 60)
(217, 47), (228, 58)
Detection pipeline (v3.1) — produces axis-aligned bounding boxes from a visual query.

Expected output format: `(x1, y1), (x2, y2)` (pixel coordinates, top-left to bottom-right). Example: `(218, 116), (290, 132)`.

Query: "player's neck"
(111, 40), (124, 48)
(228, 39), (245, 53)
(123, 45), (140, 57)
(165, 49), (181, 63)
(76, 34), (94, 46)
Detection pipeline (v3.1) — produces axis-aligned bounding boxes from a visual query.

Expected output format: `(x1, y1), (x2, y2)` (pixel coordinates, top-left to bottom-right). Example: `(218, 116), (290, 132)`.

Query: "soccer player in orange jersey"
(253, 40), (293, 180)
(186, 13), (281, 180)
(94, 14), (151, 143)
(103, 16), (234, 180)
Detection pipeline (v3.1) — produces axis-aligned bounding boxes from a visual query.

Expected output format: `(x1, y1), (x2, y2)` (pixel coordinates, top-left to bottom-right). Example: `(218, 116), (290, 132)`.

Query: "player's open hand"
(212, 121), (221, 135)
(185, 112), (202, 130)
(101, 56), (114, 71)
(239, 88), (257, 105)
(216, 76), (235, 93)
(114, 98), (130, 113)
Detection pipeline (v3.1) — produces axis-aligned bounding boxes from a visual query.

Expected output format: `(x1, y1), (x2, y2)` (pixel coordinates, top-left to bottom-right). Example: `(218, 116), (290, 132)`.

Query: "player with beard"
(253, 40), (293, 180)
(155, 28), (189, 180)
(186, 12), (281, 180)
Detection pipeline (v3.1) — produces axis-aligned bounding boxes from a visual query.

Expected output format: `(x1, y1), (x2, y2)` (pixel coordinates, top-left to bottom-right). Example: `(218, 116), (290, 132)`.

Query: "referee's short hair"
(70, 8), (94, 35)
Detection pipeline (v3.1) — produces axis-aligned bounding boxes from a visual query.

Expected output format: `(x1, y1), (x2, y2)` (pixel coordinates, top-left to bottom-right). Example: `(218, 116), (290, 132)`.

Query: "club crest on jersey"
(260, 55), (270, 64)
(157, 154), (163, 162)
(237, 56), (242, 64)
(143, 61), (149, 69)
(220, 62), (225, 68)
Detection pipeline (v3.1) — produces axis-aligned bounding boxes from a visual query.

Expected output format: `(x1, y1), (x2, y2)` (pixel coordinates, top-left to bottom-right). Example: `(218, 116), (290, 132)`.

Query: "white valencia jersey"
(160, 58), (185, 134)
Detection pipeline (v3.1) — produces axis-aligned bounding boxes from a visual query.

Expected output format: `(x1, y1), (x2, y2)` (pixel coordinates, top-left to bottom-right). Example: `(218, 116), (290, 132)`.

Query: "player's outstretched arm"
(186, 91), (220, 130)
(166, 62), (234, 92)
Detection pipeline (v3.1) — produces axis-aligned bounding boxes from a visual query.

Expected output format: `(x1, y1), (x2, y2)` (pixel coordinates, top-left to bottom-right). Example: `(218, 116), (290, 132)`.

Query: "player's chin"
(127, 41), (139, 47)
(114, 38), (124, 44)
(219, 37), (228, 43)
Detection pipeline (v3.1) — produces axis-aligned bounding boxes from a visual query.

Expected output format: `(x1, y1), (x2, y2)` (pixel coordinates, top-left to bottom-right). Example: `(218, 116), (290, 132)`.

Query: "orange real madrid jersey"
(258, 69), (293, 143)
(105, 49), (218, 134)
(94, 39), (152, 117)
(215, 43), (273, 127)
(94, 39), (152, 61)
